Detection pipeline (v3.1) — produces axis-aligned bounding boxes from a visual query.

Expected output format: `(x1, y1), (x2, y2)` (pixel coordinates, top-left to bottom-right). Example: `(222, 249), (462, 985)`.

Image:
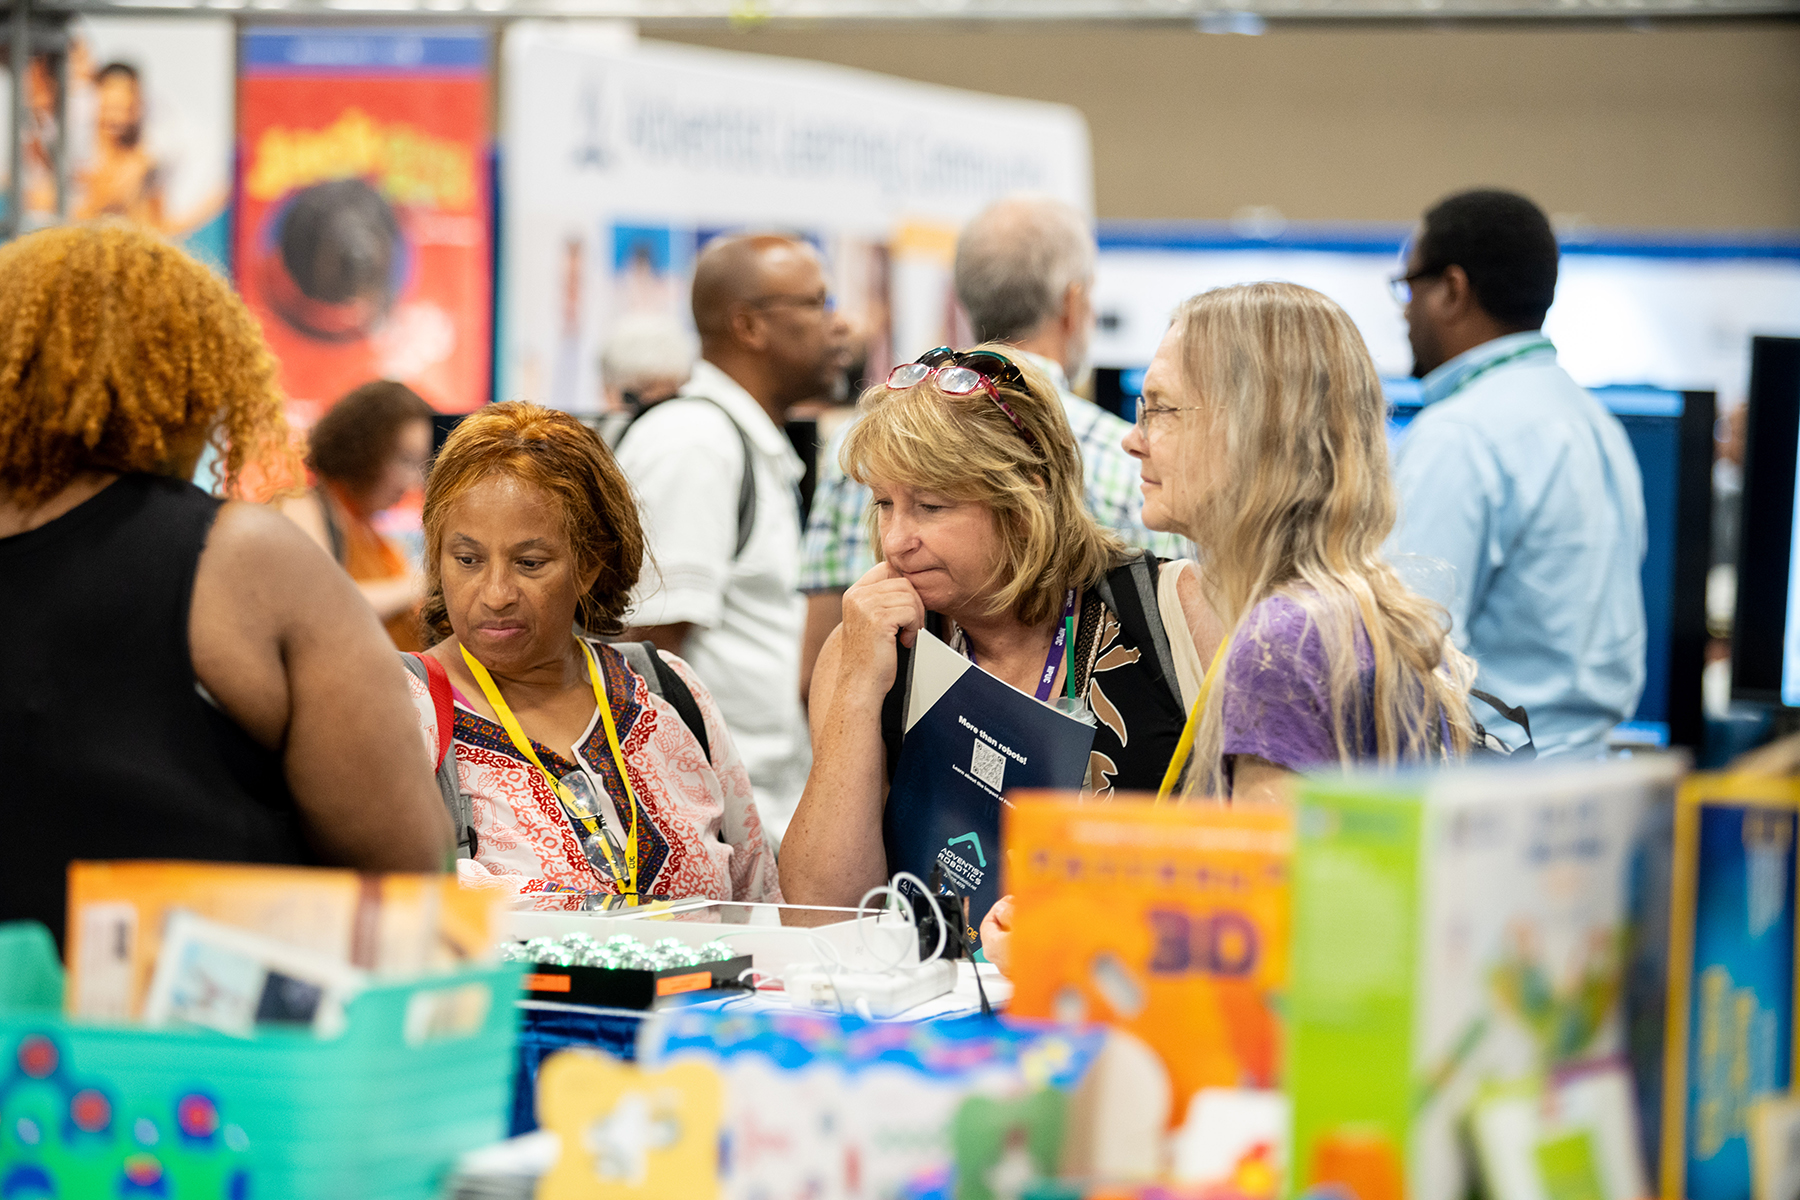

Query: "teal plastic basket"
(0, 921), (524, 1200)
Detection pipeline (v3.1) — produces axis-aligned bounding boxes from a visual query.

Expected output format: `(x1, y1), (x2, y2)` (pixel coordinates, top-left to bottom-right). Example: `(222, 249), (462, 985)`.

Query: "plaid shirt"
(798, 352), (1191, 591)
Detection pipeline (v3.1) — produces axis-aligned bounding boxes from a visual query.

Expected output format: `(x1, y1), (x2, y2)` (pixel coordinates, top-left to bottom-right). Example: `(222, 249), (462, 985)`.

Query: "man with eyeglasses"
(1387, 188), (1646, 759)
(797, 195), (1189, 704)
(618, 233), (851, 843)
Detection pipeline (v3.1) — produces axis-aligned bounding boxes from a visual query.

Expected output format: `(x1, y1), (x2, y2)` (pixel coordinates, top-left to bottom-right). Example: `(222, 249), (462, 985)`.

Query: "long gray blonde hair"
(1169, 282), (1475, 797)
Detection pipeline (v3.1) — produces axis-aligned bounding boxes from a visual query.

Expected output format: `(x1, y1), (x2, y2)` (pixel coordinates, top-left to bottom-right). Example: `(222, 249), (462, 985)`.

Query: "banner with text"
(500, 23), (1091, 413)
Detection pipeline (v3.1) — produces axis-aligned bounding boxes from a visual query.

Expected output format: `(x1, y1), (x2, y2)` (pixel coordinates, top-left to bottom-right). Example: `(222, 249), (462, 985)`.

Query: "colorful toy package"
(1285, 756), (1682, 1200)
(1660, 773), (1800, 1200)
(640, 1008), (1114, 1200)
(0, 920), (524, 1200)
(65, 861), (498, 1020)
(1002, 794), (1292, 1110)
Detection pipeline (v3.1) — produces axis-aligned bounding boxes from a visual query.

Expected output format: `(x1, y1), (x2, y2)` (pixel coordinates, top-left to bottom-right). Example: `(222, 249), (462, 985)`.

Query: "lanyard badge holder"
(962, 588), (1097, 727)
(554, 768), (634, 887)
(460, 640), (642, 897)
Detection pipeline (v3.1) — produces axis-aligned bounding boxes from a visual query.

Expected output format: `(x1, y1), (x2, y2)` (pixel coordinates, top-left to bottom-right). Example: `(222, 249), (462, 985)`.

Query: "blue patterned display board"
(1662, 776), (1800, 1200)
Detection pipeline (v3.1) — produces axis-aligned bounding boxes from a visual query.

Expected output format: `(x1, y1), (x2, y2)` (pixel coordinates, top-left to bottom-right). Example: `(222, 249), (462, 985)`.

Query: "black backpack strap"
(616, 394), (758, 560)
(691, 397), (757, 559)
(1094, 551), (1183, 712)
(1470, 688), (1536, 760)
(881, 646), (910, 786)
(880, 614), (942, 784)
(616, 641), (711, 763)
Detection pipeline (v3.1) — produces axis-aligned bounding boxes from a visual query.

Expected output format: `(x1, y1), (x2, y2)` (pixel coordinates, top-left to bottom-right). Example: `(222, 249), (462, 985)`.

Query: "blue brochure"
(882, 630), (1096, 928)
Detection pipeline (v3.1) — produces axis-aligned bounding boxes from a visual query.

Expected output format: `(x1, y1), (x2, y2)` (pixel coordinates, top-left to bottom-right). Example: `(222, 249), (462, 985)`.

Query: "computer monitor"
(1097, 368), (1713, 749)
(1731, 337), (1800, 706)
(1094, 367), (1142, 423)
(1388, 385), (1712, 750)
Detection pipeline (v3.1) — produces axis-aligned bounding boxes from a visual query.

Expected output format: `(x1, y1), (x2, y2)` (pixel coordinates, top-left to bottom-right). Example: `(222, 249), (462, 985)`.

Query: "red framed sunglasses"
(885, 348), (1037, 447)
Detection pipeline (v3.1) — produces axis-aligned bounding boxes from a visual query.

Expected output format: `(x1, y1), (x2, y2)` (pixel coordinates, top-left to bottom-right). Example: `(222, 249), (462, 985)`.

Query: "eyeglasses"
(1387, 269), (1441, 305)
(886, 347), (1037, 447)
(1134, 396), (1205, 434)
(747, 291), (836, 314)
(558, 767), (630, 885)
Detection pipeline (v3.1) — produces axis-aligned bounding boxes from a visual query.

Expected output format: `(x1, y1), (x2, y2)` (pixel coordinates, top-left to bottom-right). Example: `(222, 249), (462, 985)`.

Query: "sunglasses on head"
(885, 347), (1037, 447)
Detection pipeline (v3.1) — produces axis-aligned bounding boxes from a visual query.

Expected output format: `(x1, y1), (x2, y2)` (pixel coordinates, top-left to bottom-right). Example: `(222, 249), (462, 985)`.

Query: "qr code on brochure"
(970, 739), (1006, 793)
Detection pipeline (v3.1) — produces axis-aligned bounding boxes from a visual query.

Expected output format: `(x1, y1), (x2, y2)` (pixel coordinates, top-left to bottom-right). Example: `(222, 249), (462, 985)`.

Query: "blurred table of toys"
(9, 755), (1800, 1200)
(461, 756), (1800, 1200)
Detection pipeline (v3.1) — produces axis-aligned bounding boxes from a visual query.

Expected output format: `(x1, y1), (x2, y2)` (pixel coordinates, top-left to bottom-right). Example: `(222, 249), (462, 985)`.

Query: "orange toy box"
(1003, 795), (1293, 1111)
(64, 861), (498, 1020)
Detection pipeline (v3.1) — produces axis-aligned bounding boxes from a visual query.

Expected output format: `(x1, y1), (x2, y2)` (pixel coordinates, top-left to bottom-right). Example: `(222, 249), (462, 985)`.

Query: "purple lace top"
(1220, 593), (1381, 782)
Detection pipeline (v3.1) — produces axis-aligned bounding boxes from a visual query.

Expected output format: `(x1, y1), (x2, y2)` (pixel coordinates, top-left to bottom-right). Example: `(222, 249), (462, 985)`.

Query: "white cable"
(870, 870), (948, 967)
(854, 881), (921, 974)
(826, 969), (847, 1013)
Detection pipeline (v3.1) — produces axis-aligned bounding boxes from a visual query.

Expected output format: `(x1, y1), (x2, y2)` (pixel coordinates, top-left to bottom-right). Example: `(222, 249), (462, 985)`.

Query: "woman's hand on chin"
(838, 561), (926, 695)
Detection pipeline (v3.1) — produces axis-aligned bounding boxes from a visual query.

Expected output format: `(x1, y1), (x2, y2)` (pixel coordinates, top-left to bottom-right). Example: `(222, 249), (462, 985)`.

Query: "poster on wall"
(234, 26), (492, 429)
(499, 23), (1091, 414)
(0, 16), (233, 266)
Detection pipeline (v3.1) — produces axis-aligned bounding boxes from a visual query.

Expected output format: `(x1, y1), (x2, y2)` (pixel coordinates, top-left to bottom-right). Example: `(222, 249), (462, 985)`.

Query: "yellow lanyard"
(1156, 634), (1232, 804)
(460, 640), (640, 896)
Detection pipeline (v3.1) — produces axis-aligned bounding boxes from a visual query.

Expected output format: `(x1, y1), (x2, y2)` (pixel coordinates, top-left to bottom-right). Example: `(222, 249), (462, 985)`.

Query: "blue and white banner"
(499, 23), (1092, 413)
(1089, 223), (1800, 403)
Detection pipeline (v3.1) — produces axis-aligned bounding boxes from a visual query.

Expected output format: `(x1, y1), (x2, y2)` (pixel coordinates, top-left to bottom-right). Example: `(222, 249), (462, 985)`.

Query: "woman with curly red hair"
(411, 401), (780, 905)
(0, 223), (451, 945)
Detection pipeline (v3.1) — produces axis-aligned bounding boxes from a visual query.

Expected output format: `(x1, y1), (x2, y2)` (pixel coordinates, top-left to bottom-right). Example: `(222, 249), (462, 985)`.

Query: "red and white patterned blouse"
(407, 639), (782, 908)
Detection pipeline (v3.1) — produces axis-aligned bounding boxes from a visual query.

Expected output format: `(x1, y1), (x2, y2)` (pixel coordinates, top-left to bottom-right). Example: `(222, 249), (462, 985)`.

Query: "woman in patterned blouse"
(408, 401), (780, 908)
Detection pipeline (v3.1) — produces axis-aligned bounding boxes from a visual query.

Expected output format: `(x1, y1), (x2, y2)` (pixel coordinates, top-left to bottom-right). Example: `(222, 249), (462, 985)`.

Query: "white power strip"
(783, 959), (958, 1018)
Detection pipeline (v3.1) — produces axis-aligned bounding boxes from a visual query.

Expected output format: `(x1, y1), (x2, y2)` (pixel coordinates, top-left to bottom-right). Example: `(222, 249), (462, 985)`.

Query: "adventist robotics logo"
(938, 831), (986, 893)
(948, 833), (986, 868)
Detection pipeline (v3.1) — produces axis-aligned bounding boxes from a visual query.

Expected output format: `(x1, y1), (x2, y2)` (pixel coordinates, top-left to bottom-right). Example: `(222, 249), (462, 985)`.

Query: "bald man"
(617, 234), (849, 846)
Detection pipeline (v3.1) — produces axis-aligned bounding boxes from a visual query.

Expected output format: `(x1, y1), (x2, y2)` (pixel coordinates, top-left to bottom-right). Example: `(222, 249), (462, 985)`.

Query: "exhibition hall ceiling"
(17, 0), (1800, 17)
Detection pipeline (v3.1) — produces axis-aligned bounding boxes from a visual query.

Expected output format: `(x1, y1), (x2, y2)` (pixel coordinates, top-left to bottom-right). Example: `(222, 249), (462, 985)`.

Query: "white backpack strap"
(1156, 559), (1206, 712)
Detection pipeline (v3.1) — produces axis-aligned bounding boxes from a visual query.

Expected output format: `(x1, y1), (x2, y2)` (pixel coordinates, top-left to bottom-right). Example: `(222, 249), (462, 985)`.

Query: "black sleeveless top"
(0, 475), (312, 945)
(881, 556), (1191, 798)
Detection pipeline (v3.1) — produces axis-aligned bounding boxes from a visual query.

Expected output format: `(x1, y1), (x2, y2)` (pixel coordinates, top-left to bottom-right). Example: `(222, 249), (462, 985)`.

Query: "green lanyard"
(1442, 337), (1552, 401)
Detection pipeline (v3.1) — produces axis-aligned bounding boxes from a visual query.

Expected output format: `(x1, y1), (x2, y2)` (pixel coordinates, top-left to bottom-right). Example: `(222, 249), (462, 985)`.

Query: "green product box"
(1286, 756), (1683, 1200)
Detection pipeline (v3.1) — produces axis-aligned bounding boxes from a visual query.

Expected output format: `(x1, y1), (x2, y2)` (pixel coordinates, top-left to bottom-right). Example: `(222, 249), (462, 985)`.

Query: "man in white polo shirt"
(617, 234), (849, 844)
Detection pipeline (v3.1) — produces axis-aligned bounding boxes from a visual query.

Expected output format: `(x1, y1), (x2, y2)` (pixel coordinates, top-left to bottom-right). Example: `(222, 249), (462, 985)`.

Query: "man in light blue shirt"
(1389, 189), (1646, 758)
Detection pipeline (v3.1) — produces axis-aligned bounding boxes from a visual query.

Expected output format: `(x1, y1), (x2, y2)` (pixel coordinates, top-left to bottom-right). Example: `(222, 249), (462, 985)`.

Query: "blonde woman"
(1123, 281), (1476, 805)
(782, 346), (1220, 910)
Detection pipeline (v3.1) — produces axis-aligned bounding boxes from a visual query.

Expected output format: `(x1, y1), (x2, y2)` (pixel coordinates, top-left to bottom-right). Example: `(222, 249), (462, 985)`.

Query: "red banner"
(235, 28), (491, 428)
